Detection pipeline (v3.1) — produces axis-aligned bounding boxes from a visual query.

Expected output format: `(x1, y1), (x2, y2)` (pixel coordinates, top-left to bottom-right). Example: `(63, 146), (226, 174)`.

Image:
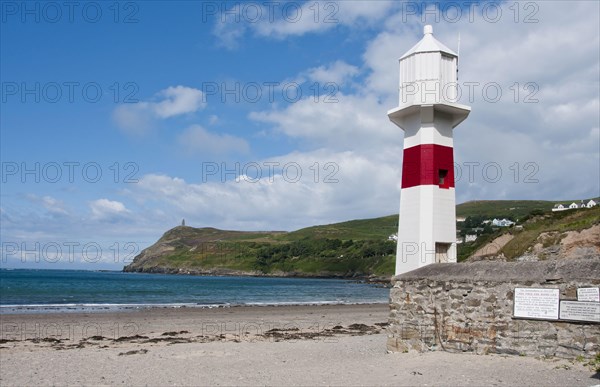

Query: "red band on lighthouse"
(401, 144), (455, 189)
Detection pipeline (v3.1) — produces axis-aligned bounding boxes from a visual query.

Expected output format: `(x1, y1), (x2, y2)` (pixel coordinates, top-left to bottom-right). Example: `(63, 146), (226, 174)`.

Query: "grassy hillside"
(123, 214), (399, 279)
(456, 198), (599, 219)
(283, 215), (398, 241)
(124, 200), (598, 279)
(456, 200), (552, 219)
(458, 206), (600, 261)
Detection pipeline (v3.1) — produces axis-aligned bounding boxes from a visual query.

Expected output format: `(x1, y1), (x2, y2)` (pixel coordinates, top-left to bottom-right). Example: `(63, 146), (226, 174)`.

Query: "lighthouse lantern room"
(388, 25), (471, 276)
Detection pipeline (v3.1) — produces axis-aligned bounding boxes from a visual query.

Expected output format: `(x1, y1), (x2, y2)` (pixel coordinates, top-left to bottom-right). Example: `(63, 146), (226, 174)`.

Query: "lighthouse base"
(395, 185), (457, 275)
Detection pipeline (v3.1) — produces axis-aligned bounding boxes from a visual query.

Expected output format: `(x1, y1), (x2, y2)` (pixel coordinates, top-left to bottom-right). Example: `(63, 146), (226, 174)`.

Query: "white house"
(553, 199), (597, 211)
(465, 234), (477, 242)
(492, 218), (515, 227)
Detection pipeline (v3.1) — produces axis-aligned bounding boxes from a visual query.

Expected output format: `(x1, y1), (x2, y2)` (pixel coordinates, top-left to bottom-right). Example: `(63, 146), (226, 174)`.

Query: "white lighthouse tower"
(388, 25), (470, 275)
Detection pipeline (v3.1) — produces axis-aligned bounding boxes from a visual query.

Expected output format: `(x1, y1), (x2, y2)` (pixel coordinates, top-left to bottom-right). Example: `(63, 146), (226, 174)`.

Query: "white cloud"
(113, 86), (205, 134)
(250, 92), (400, 151)
(152, 86), (205, 118)
(89, 199), (131, 221)
(177, 125), (250, 156)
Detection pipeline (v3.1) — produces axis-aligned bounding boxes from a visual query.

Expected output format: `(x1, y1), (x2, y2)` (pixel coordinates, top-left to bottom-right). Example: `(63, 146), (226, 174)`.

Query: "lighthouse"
(388, 25), (470, 275)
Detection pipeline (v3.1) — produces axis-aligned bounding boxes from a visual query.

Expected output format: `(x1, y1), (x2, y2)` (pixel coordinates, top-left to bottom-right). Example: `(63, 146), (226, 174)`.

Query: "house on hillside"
(552, 199), (596, 211)
(465, 234), (477, 242)
(492, 218), (515, 227)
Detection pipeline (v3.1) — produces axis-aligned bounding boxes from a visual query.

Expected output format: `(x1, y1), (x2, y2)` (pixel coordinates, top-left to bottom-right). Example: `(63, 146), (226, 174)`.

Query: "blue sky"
(1, 1), (599, 270)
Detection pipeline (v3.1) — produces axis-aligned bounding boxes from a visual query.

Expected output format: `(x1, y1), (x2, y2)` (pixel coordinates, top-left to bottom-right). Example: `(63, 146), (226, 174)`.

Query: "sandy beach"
(1, 304), (597, 386)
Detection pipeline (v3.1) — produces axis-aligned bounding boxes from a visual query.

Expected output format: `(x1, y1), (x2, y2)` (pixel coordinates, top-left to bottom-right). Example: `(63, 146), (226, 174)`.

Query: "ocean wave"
(0, 300), (386, 314)
(0, 302), (231, 314)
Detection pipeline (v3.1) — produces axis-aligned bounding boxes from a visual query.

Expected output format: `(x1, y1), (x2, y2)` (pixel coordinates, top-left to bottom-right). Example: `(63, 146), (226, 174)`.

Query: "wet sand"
(1, 304), (597, 386)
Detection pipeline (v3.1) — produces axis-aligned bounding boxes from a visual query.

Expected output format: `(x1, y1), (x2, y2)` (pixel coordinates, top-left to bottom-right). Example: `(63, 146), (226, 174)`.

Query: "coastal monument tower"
(388, 25), (470, 275)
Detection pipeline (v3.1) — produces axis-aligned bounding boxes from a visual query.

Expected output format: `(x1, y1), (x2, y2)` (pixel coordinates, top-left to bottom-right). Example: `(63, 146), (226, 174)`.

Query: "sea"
(0, 269), (389, 314)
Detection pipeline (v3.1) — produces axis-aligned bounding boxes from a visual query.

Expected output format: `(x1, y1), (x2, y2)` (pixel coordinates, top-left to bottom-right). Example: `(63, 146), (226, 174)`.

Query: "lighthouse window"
(438, 169), (448, 187)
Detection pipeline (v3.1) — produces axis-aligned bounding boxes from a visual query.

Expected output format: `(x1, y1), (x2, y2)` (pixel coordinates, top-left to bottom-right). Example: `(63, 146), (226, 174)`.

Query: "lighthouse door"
(435, 243), (451, 263)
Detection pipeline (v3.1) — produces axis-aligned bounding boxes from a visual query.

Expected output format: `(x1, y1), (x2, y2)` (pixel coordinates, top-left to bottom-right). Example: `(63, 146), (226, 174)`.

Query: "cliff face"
(516, 224), (600, 261)
(123, 226), (264, 275)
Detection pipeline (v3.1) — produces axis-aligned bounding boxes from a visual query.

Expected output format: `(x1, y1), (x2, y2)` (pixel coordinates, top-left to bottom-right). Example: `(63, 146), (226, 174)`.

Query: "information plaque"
(577, 287), (600, 302)
(513, 288), (559, 320)
(559, 301), (600, 323)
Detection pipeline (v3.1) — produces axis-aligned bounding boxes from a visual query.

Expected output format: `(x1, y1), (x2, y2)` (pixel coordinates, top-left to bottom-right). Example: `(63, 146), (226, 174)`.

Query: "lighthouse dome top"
(400, 25), (457, 60)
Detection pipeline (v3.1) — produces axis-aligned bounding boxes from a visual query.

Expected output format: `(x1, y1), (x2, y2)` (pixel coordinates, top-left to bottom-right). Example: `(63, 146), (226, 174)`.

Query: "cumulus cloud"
(250, 92), (400, 151)
(113, 86), (205, 134)
(152, 86), (205, 118)
(89, 199), (131, 221)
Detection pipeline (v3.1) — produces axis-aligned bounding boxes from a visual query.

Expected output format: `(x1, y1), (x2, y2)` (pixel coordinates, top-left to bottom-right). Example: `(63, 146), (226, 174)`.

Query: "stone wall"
(387, 258), (600, 359)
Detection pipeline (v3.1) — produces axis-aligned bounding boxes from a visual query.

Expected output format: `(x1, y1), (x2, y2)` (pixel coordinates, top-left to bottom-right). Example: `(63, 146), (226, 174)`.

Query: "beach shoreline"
(0, 303), (390, 342)
(1, 303), (596, 386)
